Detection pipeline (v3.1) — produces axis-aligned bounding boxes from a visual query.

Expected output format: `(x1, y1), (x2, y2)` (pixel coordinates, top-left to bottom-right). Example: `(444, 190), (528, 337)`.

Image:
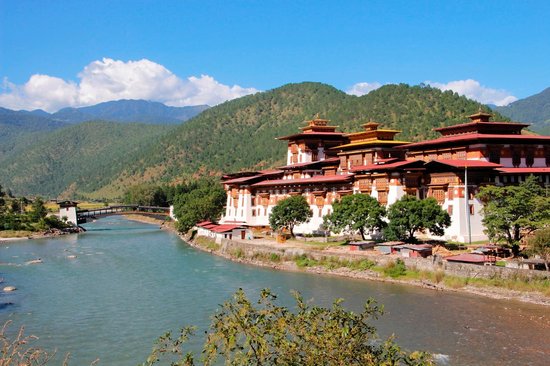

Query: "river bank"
(110, 214), (550, 307)
(0, 227), (84, 244)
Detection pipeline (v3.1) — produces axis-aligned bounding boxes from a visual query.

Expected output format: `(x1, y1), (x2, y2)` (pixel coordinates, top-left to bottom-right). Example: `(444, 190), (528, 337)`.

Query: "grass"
(231, 248), (245, 259)
(293, 254), (376, 271)
(0, 230), (34, 238)
(194, 237), (221, 251)
(381, 259), (407, 278)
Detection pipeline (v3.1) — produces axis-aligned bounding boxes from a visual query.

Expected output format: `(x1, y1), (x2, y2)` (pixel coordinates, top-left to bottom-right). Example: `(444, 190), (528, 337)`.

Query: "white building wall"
(59, 207), (78, 226)
(431, 190), (487, 243)
(387, 180), (405, 206)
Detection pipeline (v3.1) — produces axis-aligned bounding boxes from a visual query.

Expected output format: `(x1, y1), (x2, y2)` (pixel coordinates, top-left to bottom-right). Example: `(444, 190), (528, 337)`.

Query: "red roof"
(211, 224), (242, 233)
(196, 221), (213, 227)
(251, 174), (354, 187)
(445, 253), (496, 263)
(433, 121), (529, 132)
(400, 134), (550, 149)
(426, 160), (502, 169)
(277, 132), (345, 141)
(278, 157), (340, 170)
(498, 167), (550, 174)
(350, 160), (423, 172)
(223, 170), (283, 184)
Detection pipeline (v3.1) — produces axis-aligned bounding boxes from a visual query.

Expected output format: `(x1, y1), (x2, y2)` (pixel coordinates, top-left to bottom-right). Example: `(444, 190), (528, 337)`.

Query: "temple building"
(220, 113), (550, 242)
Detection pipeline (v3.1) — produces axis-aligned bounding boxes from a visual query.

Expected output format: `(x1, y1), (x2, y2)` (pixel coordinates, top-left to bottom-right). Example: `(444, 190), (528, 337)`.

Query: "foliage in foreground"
(0, 321), (60, 365)
(143, 289), (432, 366)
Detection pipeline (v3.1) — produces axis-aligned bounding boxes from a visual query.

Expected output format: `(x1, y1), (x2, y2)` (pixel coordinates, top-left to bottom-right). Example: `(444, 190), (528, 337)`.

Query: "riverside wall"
(216, 237), (549, 281)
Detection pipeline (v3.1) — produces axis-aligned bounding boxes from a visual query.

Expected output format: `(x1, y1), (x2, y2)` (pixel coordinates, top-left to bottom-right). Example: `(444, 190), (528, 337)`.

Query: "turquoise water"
(1, 216), (549, 365)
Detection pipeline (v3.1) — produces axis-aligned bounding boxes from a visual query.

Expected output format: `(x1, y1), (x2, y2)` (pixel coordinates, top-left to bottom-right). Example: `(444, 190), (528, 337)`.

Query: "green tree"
(269, 195), (312, 237)
(143, 289), (432, 366)
(478, 175), (550, 253)
(324, 194), (386, 240)
(173, 179), (226, 233)
(123, 184), (168, 206)
(0, 184), (5, 209)
(527, 227), (550, 271)
(385, 195), (451, 242)
(29, 197), (47, 223)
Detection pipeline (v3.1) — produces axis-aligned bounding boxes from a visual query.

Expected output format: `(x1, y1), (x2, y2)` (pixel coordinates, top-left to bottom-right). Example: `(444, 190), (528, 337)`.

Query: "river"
(1, 216), (548, 365)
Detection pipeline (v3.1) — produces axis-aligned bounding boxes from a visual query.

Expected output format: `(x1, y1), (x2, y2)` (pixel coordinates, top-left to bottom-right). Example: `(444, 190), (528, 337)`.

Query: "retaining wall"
(215, 237), (549, 281)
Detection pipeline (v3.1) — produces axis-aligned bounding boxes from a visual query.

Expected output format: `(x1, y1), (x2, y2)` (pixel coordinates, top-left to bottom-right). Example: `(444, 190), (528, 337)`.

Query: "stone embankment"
(184, 235), (550, 306)
(119, 214), (550, 306)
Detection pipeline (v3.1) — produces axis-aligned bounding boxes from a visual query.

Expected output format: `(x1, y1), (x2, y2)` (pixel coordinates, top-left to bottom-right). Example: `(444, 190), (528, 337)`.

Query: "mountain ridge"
(0, 82), (516, 199)
(495, 87), (550, 134)
(51, 99), (209, 124)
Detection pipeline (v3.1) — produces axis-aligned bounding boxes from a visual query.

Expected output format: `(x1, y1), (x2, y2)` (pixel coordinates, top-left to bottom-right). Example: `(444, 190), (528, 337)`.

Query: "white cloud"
(426, 79), (517, 106)
(0, 58), (259, 112)
(346, 82), (383, 96)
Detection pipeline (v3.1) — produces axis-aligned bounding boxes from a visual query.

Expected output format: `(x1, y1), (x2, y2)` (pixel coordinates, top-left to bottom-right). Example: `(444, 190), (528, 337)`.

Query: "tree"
(269, 195), (312, 237)
(173, 179), (226, 233)
(29, 197), (47, 223)
(123, 184), (168, 206)
(0, 184), (5, 209)
(324, 194), (386, 240)
(143, 289), (432, 366)
(478, 175), (550, 253)
(385, 195), (451, 242)
(527, 227), (550, 271)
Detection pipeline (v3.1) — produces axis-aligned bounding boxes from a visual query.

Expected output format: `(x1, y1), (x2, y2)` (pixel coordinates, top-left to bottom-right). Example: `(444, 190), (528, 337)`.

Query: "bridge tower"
(58, 200), (79, 226)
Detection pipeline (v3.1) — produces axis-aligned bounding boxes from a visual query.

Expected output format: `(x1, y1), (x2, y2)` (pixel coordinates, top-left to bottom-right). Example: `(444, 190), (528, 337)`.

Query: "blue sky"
(1, 0), (549, 112)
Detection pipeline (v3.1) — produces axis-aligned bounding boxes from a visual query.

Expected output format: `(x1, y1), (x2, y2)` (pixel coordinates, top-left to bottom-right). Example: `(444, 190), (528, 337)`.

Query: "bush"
(383, 259), (407, 278)
(143, 289), (433, 365)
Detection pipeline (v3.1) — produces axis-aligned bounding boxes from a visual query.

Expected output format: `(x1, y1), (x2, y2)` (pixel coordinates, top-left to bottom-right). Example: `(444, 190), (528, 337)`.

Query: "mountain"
(0, 100), (208, 159)
(0, 121), (173, 198)
(0, 107), (69, 155)
(495, 87), (550, 134)
(90, 82), (509, 198)
(52, 100), (209, 124)
(0, 82), (511, 199)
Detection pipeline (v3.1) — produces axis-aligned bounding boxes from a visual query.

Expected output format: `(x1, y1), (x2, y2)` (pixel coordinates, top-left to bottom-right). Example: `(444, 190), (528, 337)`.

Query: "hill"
(0, 100), (207, 158)
(0, 107), (69, 155)
(96, 82), (508, 198)
(52, 99), (209, 124)
(0, 121), (173, 198)
(0, 82), (510, 199)
(495, 87), (550, 134)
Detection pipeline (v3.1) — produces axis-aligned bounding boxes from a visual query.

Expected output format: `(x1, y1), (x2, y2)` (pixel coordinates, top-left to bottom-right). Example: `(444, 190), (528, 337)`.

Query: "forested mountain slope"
(52, 100), (209, 124)
(0, 108), (68, 155)
(495, 87), (550, 134)
(100, 82), (508, 197)
(0, 82), (511, 199)
(0, 122), (173, 198)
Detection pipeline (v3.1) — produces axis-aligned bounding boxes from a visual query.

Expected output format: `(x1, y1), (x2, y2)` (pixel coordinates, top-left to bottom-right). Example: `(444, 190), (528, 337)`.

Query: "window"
(512, 149), (521, 167)
(447, 205), (453, 215)
(469, 204), (475, 215)
(526, 149), (534, 167)
(489, 148), (500, 164)
(252, 209), (256, 217)
(318, 208), (322, 217)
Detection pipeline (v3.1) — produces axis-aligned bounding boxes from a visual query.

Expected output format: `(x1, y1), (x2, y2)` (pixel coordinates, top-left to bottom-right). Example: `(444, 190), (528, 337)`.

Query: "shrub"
(383, 259), (407, 278)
